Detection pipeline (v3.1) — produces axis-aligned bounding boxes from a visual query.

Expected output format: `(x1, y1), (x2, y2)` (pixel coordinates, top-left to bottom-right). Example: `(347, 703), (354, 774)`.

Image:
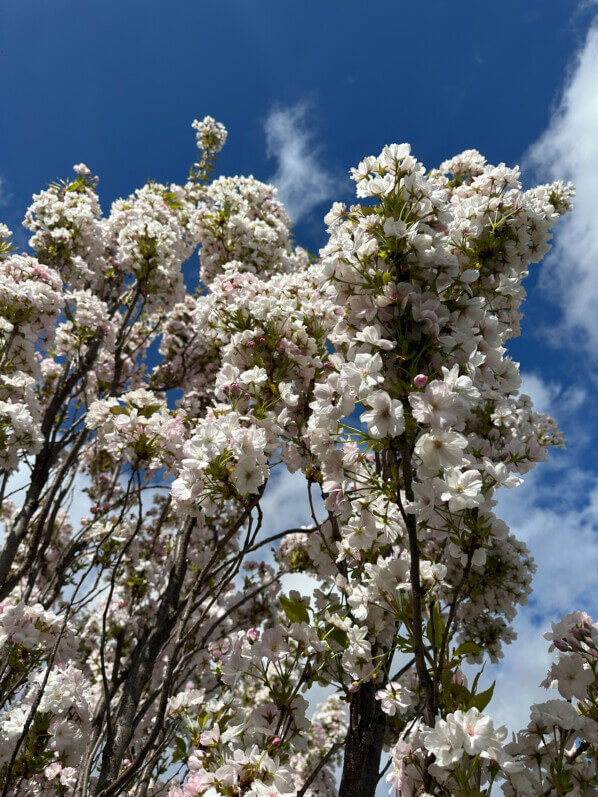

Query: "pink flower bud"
(271, 736), (281, 747)
(452, 668), (468, 687)
(349, 682), (359, 693)
(414, 374), (428, 388)
(247, 627), (260, 643)
(553, 639), (570, 652)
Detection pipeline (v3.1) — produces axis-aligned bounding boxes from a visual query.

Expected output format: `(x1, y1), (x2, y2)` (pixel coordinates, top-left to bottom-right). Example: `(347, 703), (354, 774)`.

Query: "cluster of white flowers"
(54, 288), (112, 357)
(170, 745), (295, 797)
(171, 264), (336, 516)
(172, 409), (271, 515)
(500, 612), (598, 794)
(299, 144), (571, 676)
(0, 252), (64, 471)
(386, 611), (598, 794)
(195, 175), (310, 284)
(24, 165), (106, 288)
(107, 180), (201, 309)
(0, 664), (91, 777)
(86, 388), (187, 474)
(0, 601), (76, 656)
(192, 115), (228, 157)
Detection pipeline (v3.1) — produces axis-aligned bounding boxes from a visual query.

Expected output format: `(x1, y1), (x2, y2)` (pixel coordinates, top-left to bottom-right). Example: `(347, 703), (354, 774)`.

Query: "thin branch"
(297, 742), (344, 797)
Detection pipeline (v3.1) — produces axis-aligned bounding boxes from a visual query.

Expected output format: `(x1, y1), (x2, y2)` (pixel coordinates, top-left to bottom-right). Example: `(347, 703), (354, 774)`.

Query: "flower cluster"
(501, 612), (598, 795)
(192, 115), (228, 157)
(86, 388), (187, 474)
(24, 164), (106, 288)
(0, 601), (76, 657)
(0, 251), (64, 471)
(195, 175), (310, 284)
(387, 612), (598, 795)
(107, 179), (201, 309)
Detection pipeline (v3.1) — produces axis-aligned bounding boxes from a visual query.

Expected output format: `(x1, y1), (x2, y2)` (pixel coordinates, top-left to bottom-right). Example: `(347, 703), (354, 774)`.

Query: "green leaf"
(450, 683), (472, 709)
(196, 711), (209, 730)
(326, 626), (349, 648)
(279, 595), (310, 625)
(454, 641), (483, 658)
(440, 668), (473, 711)
(468, 681), (495, 712)
(395, 636), (415, 653)
(426, 601), (445, 650)
(441, 667), (453, 696)
(173, 736), (187, 763)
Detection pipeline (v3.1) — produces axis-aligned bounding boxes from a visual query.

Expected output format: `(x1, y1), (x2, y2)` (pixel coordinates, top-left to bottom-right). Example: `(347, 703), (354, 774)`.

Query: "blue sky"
(3, 0), (598, 737)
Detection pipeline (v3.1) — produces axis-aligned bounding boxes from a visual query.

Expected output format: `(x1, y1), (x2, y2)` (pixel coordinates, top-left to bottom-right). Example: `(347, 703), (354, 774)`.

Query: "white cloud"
(519, 371), (561, 413)
(483, 612), (554, 735)
(264, 103), (341, 223)
(526, 22), (598, 352)
(259, 467), (324, 598)
(482, 466), (598, 733)
(0, 175), (12, 208)
(499, 472), (598, 616)
(260, 466), (321, 532)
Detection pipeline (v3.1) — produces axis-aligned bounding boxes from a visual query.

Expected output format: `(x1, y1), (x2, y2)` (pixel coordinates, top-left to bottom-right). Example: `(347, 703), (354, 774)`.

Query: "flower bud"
(452, 667), (468, 687)
(553, 639), (570, 652)
(414, 374), (428, 388)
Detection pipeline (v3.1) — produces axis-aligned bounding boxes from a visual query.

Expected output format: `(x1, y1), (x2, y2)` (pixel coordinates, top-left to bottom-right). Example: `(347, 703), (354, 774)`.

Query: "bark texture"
(338, 680), (386, 797)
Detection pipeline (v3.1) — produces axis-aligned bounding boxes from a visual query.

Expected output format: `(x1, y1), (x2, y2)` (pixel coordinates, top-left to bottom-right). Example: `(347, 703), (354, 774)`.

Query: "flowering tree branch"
(0, 118), (595, 797)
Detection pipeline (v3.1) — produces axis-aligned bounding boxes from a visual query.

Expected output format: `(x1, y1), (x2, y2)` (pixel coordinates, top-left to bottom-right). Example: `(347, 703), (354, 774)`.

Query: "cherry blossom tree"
(0, 117), (596, 797)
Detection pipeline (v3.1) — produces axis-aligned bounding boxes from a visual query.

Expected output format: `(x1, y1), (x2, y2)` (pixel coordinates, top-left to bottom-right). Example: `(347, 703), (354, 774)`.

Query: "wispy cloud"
(519, 371), (561, 413)
(526, 22), (598, 353)
(0, 175), (12, 209)
(264, 102), (341, 224)
(487, 463), (598, 733)
(0, 174), (29, 250)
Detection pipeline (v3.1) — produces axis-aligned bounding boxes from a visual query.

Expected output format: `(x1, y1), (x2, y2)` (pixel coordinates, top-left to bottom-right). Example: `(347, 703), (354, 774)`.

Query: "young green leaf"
(279, 595), (310, 625)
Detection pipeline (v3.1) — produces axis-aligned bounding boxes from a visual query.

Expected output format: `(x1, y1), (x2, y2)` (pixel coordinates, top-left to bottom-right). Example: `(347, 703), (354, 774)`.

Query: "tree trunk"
(339, 680), (386, 797)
